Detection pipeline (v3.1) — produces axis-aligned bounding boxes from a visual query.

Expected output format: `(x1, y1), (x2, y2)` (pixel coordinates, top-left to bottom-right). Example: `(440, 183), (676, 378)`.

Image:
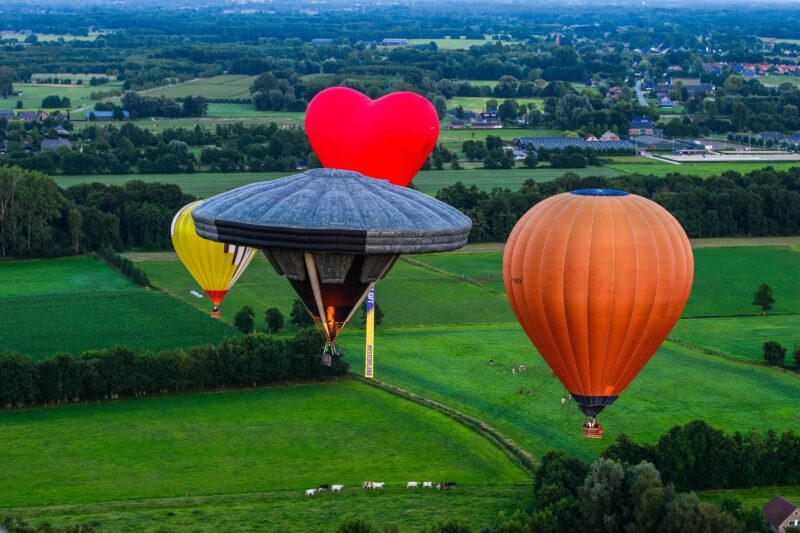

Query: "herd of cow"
(304, 481), (456, 496)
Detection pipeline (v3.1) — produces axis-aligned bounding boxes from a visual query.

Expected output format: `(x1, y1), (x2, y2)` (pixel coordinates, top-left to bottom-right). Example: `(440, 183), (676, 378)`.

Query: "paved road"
(634, 79), (647, 106)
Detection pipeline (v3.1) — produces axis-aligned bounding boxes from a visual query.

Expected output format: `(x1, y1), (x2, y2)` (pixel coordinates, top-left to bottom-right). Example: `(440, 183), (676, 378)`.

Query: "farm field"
(31, 73), (117, 83)
(336, 329), (800, 458)
(608, 160), (800, 177)
(447, 96), (543, 111)
(140, 255), (517, 328)
(407, 37), (516, 49)
(757, 75), (800, 87)
(683, 246), (800, 317)
(700, 486), (800, 508)
(0, 81), (124, 111)
(139, 75), (257, 99)
(51, 167), (619, 197)
(136, 242), (800, 460)
(672, 315), (800, 364)
(205, 103), (304, 123)
(7, 486), (529, 533)
(0, 381), (528, 523)
(0, 257), (235, 358)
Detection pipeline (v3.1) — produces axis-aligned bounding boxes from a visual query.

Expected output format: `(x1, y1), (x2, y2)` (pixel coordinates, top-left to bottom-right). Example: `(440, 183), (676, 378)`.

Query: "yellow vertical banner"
(364, 286), (375, 378)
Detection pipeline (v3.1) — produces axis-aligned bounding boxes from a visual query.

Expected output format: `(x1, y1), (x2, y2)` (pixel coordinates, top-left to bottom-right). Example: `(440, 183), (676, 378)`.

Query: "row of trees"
(0, 330), (347, 409)
(437, 168), (800, 242)
(0, 167), (194, 257)
(602, 420), (800, 491)
(120, 92), (208, 119)
(2, 122), (313, 175)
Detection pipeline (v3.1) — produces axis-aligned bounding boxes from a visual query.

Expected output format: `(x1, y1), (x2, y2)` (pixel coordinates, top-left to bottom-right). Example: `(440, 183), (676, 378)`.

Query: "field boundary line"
(400, 257), (501, 295)
(354, 375), (536, 476)
(666, 338), (799, 377)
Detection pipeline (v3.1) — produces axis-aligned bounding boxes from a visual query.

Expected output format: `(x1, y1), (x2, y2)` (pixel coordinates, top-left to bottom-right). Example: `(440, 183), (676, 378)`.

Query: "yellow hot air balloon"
(171, 201), (257, 317)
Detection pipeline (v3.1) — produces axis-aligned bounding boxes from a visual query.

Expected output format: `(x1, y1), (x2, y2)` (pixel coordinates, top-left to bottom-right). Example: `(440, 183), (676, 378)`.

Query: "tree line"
(603, 419), (800, 492)
(0, 329), (347, 410)
(2, 122), (313, 175)
(0, 167), (194, 257)
(437, 168), (800, 242)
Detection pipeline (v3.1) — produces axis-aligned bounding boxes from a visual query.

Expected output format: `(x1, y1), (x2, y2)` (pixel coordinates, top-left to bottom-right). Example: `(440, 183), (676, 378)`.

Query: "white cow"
(305, 489), (317, 496)
(407, 481), (419, 488)
(362, 481), (373, 489)
(332, 485), (344, 493)
(423, 481), (433, 488)
(371, 482), (385, 490)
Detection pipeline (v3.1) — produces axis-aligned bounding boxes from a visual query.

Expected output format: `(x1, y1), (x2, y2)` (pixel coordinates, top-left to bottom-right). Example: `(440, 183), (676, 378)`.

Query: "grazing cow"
(318, 484), (330, 491)
(332, 485), (343, 493)
(519, 364), (526, 372)
(488, 358), (494, 365)
(407, 481), (419, 488)
(305, 489), (317, 496)
(511, 368), (516, 375)
(437, 482), (456, 490)
(423, 481), (433, 488)
(371, 482), (385, 490)
(362, 481), (373, 489)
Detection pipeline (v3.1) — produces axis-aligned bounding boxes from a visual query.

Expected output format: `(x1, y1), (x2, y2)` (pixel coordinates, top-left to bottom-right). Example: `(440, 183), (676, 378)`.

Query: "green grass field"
(0, 257), (235, 358)
(140, 255), (516, 329)
(700, 486), (800, 508)
(52, 167), (619, 197)
(672, 315), (800, 364)
(609, 160), (800, 177)
(8, 486), (530, 532)
(139, 75), (257, 99)
(205, 103), (304, 123)
(758, 75), (800, 87)
(407, 37), (516, 49)
(683, 247), (800, 317)
(0, 380), (528, 527)
(0, 82), (124, 111)
(337, 329), (800, 458)
(447, 96), (543, 111)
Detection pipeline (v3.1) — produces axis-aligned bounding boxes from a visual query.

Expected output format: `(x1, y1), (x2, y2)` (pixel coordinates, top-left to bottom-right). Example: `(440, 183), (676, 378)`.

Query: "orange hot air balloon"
(503, 189), (693, 431)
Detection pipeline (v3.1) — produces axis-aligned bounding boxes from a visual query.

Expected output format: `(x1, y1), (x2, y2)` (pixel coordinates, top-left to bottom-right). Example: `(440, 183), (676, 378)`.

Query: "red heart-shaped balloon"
(305, 87), (440, 187)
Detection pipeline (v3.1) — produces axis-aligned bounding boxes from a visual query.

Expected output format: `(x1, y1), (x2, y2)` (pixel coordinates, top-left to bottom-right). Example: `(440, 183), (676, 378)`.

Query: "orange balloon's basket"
(583, 426), (604, 439)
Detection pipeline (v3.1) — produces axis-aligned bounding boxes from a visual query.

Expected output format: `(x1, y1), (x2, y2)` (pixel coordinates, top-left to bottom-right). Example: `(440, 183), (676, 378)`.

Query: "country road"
(635, 79), (647, 106)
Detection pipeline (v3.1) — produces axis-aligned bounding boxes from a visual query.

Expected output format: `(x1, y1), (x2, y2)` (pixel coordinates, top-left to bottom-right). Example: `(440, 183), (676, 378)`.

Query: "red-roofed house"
(765, 495), (800, 533)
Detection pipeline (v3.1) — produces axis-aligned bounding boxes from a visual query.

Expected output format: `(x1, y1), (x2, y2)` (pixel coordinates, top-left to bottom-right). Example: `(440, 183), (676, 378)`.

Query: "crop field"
(672, 315), (800, 364)
(683, 246), (800, 317)
(7, 486), (529, 532)
(447, 96), (543, 111)
(136, 242), (800, 461)
(700, 486), (800, 508)
(139, 75), (257, 99)
(140, 255), (517, 328)
(0, 380), (528, 529)
(52, 167), (619, 197)
(608, 160), (800, 177)
(205, 103), (304, 123)
(0, 81), (124, 111)
(758, 75), (800, 87)
(407, 37), (516, 49)
(0, 257), (235, 359)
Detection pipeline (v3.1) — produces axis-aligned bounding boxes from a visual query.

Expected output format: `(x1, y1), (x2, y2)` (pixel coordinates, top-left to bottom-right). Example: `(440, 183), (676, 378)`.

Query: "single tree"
(234, 305), (255, 334)
(793, 344), (800, 369)
(289, 299), (314, 327)
(360, 300), (384, 326)
(15, 100), (23, 109)
(523, 149), (537, 168)
(763, 340), (786, 366)
(753, 283), (775, 315)
(265, 307), (284, 333)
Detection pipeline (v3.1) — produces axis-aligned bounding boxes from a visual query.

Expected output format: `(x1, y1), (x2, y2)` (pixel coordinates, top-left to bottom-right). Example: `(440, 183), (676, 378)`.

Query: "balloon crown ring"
(571, 189), (629, 196)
